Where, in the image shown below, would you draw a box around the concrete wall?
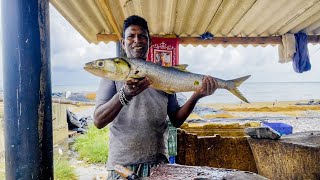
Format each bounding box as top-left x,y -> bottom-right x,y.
248,131 -> 320,180
177,129 -> 258,173
52,103 -> 69,145
0,103 -> 69,162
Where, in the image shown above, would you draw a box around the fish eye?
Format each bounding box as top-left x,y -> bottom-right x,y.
97,61 -> 104,67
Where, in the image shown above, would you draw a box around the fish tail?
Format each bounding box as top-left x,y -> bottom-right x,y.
228,75 -> 251,103
232,75 -> 251,87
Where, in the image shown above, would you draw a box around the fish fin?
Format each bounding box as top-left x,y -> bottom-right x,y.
227,75 -> 251,103
232,75 -> 251,87
171,64 -> 189,72
228,88 -> 250,103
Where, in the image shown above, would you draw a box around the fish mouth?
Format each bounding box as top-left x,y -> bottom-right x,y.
83,63 -> 97,75
83,63 -> 93,71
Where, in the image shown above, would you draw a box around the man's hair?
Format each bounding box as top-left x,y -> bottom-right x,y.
123,15 -> 150,38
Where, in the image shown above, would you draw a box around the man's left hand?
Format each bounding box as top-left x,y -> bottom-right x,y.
194,76 -> 218,99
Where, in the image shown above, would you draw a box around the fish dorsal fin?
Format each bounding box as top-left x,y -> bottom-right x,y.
171,64 -> 189,72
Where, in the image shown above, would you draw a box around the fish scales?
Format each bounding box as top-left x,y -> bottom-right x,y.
129,58 -> 205,92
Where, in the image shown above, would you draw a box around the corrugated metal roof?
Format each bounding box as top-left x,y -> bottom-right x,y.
50,0 -> 320,44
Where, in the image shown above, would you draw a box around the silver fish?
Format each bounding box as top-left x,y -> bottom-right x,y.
84,57 -> 251,103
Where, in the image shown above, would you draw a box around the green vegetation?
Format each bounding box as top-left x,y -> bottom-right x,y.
74,125 -> 109,163
54,154 -> 77,180
0,155 -> 77,180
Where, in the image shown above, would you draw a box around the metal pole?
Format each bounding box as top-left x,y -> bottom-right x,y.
1,0 -> 53,179
116,41 -> 124,57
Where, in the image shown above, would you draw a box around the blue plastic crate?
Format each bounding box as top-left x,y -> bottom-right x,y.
262,122 -> 293,135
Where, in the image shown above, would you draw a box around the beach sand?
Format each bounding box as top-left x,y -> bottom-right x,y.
201,99 -> 320,133
66,99 -> 320,133
0,99 -> 319,179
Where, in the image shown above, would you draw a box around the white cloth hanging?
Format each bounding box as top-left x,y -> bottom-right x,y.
278,33 -> 296,63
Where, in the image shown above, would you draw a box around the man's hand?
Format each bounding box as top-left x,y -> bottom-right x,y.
193,76 -> 218,99
123,77 -> 151,100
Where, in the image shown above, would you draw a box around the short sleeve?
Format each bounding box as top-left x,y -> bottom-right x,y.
167,93 -> 181,113
95,78 -> 117,108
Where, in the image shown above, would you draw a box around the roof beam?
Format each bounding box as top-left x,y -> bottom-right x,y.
179,35 -> 320,45
97,34 -> 320,44
97,0 -> 122,41
97,33 -> 120,42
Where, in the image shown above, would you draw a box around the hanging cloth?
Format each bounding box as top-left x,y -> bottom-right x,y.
278,33 -> 296,63
292,33 -> 311,73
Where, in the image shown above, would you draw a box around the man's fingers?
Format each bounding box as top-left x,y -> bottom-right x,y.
135,77 -> 148,87
208,76 -> 215,94
124,77 -> 151,97
126,80 -> 134,85
126,78 -> 141,85
206,77 -> 211,95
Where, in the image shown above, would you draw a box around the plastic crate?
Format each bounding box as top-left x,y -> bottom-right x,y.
262,122 -> 293,135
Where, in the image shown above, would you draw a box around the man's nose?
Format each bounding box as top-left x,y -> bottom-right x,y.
133,35 -> 142,43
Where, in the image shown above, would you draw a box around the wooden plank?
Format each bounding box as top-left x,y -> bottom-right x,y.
180,36 -> 282,45
96,33 -> 120,42
97,0 -> 122,41
180,35 -> 320,45
96,34 -> 320,45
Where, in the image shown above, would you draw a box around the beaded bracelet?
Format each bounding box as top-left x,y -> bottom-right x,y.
118,87 -> 130,105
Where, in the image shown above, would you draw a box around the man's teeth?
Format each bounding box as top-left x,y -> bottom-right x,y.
134,47 -> 143,50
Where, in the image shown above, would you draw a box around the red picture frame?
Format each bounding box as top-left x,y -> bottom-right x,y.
148,37 -> 179,66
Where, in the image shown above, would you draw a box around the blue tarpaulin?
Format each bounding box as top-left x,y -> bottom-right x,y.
293,33 -> 311,73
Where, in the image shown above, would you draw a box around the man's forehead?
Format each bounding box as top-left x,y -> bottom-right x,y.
124,25 -> 147,34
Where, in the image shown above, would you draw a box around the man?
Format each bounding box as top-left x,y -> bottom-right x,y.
94,15 -> 218,179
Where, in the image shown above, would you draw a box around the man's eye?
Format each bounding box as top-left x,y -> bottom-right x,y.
140,35 -> 147,39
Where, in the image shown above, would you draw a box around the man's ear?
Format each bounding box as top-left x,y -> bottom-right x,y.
121,38 -> 125,49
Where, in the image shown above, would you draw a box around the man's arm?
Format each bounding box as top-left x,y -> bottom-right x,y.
94,78 -> 151,129
94,92 -> 125,129
168,76 -> 218,128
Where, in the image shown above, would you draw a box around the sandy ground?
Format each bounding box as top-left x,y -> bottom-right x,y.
65,99 -> 320,179
1,99 -> 319,179
68,99 -> 320,135
203,99 -> 320,133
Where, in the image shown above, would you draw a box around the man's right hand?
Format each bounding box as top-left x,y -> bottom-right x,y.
123,77 -> 152,99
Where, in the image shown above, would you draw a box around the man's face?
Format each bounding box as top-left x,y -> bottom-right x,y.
121,25 -> 150,59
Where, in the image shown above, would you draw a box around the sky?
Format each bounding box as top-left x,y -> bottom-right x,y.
0,4 -> 320,91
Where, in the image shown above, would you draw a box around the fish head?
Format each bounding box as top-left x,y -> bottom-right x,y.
84,58 -> 130,81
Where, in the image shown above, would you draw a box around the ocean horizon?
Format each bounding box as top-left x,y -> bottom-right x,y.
1,82 -> 320,104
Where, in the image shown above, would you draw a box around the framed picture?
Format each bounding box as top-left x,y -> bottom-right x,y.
148,37 -> 179,66
154,50 -> 172,66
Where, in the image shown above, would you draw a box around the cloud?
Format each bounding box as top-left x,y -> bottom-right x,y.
180,44 -> 320,82
49,5 -> 116,86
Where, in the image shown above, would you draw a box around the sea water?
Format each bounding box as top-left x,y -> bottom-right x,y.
181,82 -> 320,104
1,82 -> 320,104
